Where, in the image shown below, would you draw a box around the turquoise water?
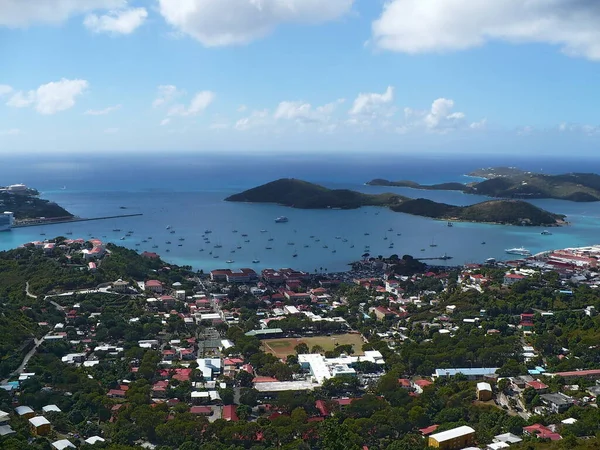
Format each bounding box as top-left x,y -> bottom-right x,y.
0,153 -> 599,272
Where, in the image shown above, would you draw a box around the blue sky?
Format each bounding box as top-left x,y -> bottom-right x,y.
1,0 -> 600,154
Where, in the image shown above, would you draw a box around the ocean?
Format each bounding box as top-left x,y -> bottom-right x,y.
1,152 -> 600,273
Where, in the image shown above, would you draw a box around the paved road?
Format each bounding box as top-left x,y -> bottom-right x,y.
25,281 -> 37,299
1,333 -> 50,384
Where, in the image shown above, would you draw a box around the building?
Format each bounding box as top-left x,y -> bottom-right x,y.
15,406 -> 35,419
298,351 -> 385,384
222,405 -> 239,421
433,368 -> 498,380
428,425 -> 476,449
52,439 -> 76,450
476,382 -> 493,401
540,393 -> 575,414
503,273 -> 526,285
29,416 -> 51,435
523,424 -> 562,441
145,280 -> 163,293
112,280 -> 130,293
210,268 -> 258,283
0,211 -> 14,232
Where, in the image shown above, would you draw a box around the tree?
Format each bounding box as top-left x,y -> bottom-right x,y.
235,370 -> 254,388
320,419 -> 361,450
294,342 -> 309,355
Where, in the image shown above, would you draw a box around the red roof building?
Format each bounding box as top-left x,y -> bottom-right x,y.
419,425 -> 439,436
523,424 -> 562,441
222,405 -> 239,422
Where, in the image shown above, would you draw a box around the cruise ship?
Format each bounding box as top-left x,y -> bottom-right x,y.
505,247 -> 531,256
0,211 -> 14,232
275,216 -> 289,223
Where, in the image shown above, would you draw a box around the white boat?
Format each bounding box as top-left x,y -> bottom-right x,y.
541,230 -> 552,235
166,225 -> 171,229
252,259 -> 260,263
226,260 -> 234,264
275,216 -> 289,223
505,247 -> 531,256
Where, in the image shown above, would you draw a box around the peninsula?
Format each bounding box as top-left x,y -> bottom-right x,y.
367,168 -> 600,202
0,184 -> 72,220
226,179 -> 565,226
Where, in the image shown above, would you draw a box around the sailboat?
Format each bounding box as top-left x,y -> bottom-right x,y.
292,249 -> 298,258
430,238 -> 437,248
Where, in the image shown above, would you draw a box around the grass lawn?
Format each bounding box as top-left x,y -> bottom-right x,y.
261,333 -> 366,359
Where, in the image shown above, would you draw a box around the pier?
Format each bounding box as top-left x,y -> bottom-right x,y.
12,213 -> 143,228
416,255 -> 454,261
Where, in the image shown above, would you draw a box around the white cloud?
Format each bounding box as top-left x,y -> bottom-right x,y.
209,122 -> 229,130
158,0 -> 354,47
399,97 -> 480,134
349,86 -> 394,115
517,125 -> 534,135
237,104 -> 248,113
558,122 -> 599,135
0,0 -> 123,27
160,118 -> 171,126
6,91 -> 35,108
167,90 -> 216,117
0,128 -> 20,136
84,6 -> 147,34
235,109 -> 270,131
372,0 -> 600,61
274,99 -> 344,125
104,127 -> 119,134
424,98 -> 465,131
152,85 -> 182,108
0,85 -> 13,97
6,78 -> 88,114
84,104 -> 121,115
470,118 -> 487,130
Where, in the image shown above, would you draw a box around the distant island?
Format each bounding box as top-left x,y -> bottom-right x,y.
226,179 -> 566,226
367,168 -> 600,202
0,184 -> 72,220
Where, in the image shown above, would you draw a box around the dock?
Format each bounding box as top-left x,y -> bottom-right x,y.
12,213 -> 143,228
416,255 -> 454,261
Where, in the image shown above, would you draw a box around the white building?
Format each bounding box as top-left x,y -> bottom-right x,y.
298,351 -> 385,384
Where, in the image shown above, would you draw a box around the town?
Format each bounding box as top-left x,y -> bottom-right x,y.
1,236 -> 600,450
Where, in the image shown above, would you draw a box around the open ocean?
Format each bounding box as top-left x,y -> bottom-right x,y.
1,152 -> 600,272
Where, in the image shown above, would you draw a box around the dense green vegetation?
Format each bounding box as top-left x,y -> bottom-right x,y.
367,179 -> 467,191
227,179 -> 564,226
225,178 -> 407,209
391,198 -> 564,226
0,190 -> 72,219
368,170 -> 600,202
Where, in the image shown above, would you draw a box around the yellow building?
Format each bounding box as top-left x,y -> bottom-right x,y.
29,416 -> 51,436
477,382 -> 493,401
428,425 -> 476,450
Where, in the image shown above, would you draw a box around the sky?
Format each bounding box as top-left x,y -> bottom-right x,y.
1,0 -> 600,155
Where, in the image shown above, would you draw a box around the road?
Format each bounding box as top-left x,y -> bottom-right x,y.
1,333 -> 50,385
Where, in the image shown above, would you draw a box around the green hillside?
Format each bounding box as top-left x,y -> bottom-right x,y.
226,179 -> 565,226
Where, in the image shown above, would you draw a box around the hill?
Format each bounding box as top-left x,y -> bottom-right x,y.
226,179 -> 565,226
367,171 -> 600,202
225,178 -> 407,209
391,199 -> 565,226
367,179 -> 468,191
0,190 -> 72,219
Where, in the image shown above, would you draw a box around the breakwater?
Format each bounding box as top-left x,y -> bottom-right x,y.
13,214 -> 143,228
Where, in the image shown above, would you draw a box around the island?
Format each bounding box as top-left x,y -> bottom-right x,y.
226,178 -> 566,226
367,169 -> 600,202
0,184 -> 72,220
